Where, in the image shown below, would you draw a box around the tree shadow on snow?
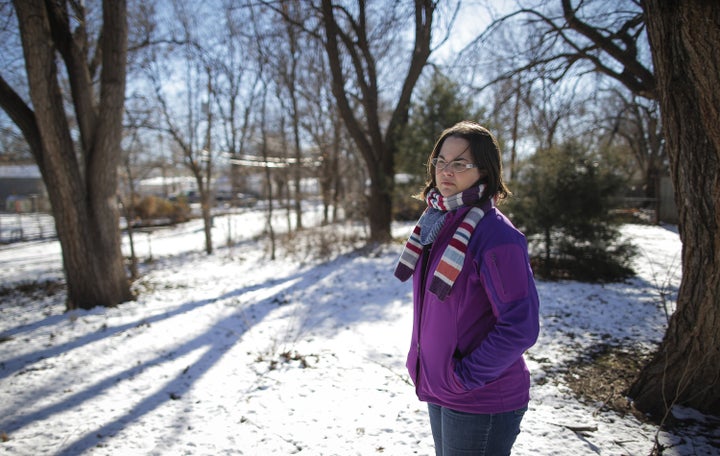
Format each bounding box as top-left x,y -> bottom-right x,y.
0,246 -> 409,454
274,246 -> 412,340
0,281 -> 270,451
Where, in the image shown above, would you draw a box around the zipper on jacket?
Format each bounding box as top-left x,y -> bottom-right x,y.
489,252 -> 506,298
415,244 -> 431,389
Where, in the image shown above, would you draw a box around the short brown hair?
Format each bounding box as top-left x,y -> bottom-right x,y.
420,120 -> 510,202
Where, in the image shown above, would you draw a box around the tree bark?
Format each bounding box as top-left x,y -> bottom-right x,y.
628,0 -> 720,417
4,0 -> 132,310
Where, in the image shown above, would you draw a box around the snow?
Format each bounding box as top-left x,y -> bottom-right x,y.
1,207 -> 718,455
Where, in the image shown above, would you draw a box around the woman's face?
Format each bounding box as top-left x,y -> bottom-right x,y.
435,136 -> 482,197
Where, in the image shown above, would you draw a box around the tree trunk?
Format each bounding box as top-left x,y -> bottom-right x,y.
366,161 -> 393,243
319,0 -> 433,243
629,0 -> 720,418
6,0 -> 132,310
260,88 -> 276,260
201,190 -> 213,255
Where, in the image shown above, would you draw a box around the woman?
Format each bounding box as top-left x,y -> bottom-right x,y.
395,121 -> 540,455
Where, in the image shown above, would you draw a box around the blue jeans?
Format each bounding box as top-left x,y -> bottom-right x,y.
427,403 -> 526,455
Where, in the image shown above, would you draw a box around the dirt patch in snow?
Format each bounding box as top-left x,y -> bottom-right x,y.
564,344 -> 720,453
564,344 -> 652,419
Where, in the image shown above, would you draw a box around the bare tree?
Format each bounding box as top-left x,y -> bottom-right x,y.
526,77 -> 585,152
143,2 -> 217,254
0,122 -> 31,161
319,0 -> 437,242
504,77 -> 525,181
0,0 -> 132,309
258,80 -> 277,260
118,123 -> 145,280
297,43 -> 345,225
602,89 -> 665,203
212,4 -> 261,209
274,1 -> 307,230
119,96 -> 174,276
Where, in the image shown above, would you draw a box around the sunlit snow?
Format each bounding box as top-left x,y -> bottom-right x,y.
1,207 -> 718,455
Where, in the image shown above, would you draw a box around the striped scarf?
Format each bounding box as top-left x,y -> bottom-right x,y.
394,185 -> 487,300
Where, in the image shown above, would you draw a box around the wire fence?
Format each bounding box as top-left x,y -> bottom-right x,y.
0,212 -> 57,244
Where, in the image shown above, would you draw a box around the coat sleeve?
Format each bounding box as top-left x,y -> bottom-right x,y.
454,240 -> 540,389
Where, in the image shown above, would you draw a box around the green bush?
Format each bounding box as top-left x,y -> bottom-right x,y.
508,141 -> 636,282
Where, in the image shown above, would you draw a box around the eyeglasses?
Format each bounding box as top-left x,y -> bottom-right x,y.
431,157 -> 477,173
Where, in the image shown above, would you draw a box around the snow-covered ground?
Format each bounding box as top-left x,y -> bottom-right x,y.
1,208 -> 718,455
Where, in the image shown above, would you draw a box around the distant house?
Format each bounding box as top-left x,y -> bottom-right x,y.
0,164 -> 49,212
135,175 -> 197,199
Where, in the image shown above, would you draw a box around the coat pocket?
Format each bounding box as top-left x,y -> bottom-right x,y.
484,244 -> 529,304
443,359 -> 467,394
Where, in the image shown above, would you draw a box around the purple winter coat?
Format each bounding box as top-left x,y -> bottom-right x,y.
406,201 -> 540,414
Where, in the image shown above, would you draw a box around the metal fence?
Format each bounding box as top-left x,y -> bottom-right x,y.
0,212 -> 57,244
